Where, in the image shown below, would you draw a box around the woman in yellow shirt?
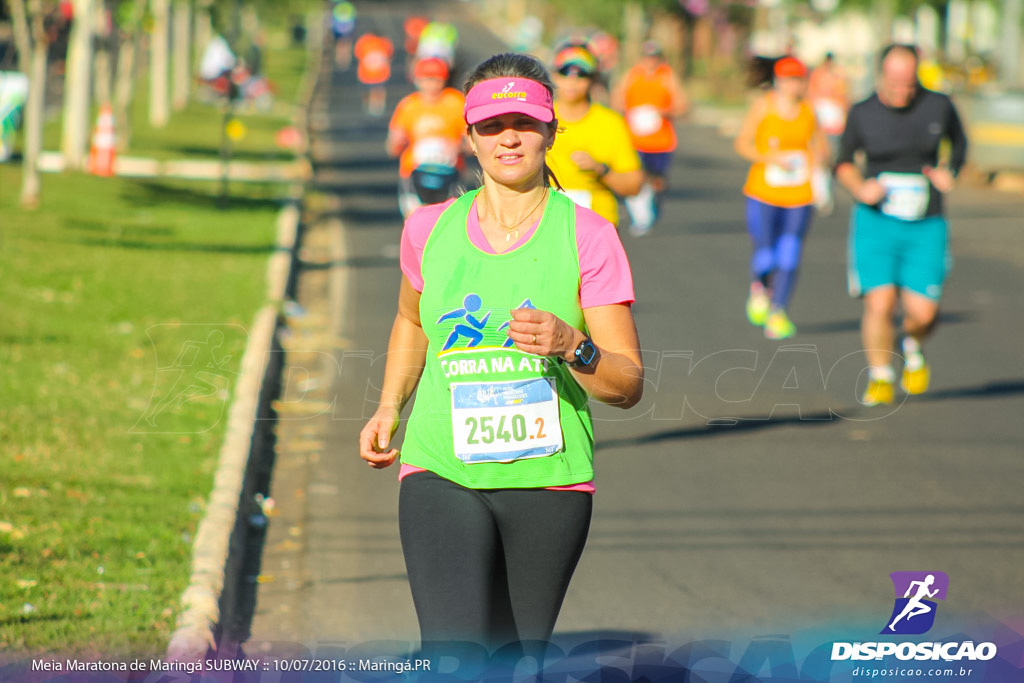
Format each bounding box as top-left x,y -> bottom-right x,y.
734,57 -> 828,339
545,42 -> 644,227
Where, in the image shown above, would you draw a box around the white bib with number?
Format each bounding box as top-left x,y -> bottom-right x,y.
813,99 -> 847,135
365,51 -> 389,70
764,152 -> 810,188
412,137 -> 459,169
627,105 -> 663,137
451,377 -> 563,464
878,172 -> 930,221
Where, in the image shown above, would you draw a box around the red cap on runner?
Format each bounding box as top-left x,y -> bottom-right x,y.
774,56 -> 808,79
414,57 -> 449,80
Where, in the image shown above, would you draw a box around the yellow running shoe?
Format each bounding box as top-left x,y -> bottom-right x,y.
901,363 -> 930,395
764,310 -> 796,339
746,290 -> 770,327
862,379 -> 895,406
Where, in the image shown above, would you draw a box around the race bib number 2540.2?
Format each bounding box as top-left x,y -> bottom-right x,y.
451,378 -> 563,464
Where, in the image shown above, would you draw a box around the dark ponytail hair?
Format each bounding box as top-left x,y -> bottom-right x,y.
463,52 -> 556,98
464,53 -> 563,190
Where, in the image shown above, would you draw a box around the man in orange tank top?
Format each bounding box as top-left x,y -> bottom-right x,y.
612,41 -> 689,236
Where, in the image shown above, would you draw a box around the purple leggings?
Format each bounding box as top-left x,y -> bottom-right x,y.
745,197 -> 814,309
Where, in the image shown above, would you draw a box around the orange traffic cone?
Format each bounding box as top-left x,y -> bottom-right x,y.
87,105 -> 116,177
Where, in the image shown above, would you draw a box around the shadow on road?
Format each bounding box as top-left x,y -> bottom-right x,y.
596,410 -> 842,450
300,255 -> 399,270
778,310 -> 978,336
917,378 -> 1024,402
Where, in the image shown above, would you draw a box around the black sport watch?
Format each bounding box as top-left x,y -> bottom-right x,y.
567,338 -> 597,368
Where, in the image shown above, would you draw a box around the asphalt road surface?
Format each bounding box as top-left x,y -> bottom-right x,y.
245,3 -> 1024,677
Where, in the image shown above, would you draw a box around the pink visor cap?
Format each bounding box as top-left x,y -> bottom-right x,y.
464,78 -> 554,125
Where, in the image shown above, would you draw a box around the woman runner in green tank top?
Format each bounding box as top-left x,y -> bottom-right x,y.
358,53 -> 644,667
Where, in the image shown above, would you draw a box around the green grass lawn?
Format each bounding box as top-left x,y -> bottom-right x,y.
0,27 -> 308,660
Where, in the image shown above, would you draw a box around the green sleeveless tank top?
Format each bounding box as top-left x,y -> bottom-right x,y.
400,188 -> 595,489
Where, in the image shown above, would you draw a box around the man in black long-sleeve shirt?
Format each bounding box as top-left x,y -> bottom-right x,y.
835,44 -> 968,406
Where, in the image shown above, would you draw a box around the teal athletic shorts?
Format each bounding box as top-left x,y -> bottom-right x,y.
847,204 -> 951,300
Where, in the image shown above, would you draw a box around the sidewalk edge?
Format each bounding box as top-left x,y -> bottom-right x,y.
163,10 -> 324,662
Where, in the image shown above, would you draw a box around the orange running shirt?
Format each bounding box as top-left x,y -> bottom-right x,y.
388,88 -> 467,177
620,63 -> 680,153
807,66 -> 850,136
742,98 -> 817,207
354,34 -> 393,85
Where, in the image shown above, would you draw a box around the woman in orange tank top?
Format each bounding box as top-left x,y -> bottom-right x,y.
612,41 -> 689,236
733,57 -> 828,340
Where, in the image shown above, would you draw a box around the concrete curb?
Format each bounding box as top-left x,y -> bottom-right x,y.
36,151 -> 311,182
165,304 -> 279,661
267,203 -> 300,304
164,12 -> 324,662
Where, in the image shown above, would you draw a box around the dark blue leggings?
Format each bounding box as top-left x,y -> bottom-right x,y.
745,197 -> 814,309
398,470 -> 592,658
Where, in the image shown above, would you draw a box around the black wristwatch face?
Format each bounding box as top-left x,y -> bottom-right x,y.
573,339 -> 597,366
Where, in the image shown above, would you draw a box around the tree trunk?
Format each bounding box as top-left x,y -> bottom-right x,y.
622,1 -> 646,69
21,3 -> 48,208
61,0 -> 96,170
62,0 -> 96,171
193,1 -> 213,74
93,0 -> 113,106
149,0 -> 172,129
172,0 -> 192,111
113,31 -> 138,151
113,1 -> 145,152
8,0 -> 33,75
1001,0 -> 1022,87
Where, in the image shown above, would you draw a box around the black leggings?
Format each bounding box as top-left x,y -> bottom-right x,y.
398,470 -> 592,655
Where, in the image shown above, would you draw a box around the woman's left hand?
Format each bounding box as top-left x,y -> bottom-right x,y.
506,307 -> 581,361
923,165 -> 956,194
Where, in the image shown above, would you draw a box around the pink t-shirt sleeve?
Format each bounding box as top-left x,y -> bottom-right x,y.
400,199 -> 458,291
574,205 -> 635,308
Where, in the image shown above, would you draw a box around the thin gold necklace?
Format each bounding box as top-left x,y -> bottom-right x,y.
482,189 -> 547,243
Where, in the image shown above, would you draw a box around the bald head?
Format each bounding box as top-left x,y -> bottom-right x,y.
878,45 -> 919,108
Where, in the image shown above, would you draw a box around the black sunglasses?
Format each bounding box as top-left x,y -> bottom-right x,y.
556,65 -> 594,78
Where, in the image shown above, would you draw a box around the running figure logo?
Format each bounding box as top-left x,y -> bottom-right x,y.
438,294 -> 492,350
437,295 -> 536,350
133,324 -> 243,433
497,298 -> 535,348
881,571 -> 949,635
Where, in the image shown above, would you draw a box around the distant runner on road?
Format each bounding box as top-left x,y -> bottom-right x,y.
835,44 -> 968,406
354,32 -> 394,117
734,56 -> 827,340
546,41 -> 643,228
386,57 -> 467,218
330,1 -> 357,70
612,40 -> 689,236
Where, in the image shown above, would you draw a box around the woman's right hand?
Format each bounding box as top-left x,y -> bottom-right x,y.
855,178 -> 888,205
359,407 -> 401,469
